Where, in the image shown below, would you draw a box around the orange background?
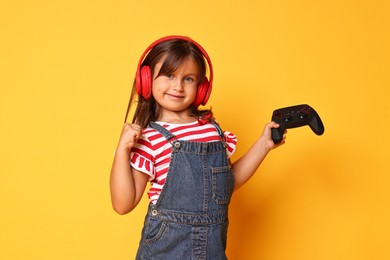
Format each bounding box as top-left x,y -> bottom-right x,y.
1,0 -> 389,259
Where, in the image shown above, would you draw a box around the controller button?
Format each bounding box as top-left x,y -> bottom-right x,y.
274,111 -> 283,118
301,106 -> 311,113
298,112 -> 307,119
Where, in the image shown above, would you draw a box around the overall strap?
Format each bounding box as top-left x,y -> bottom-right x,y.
210,120 -> 226,141
149,121 -> 176,141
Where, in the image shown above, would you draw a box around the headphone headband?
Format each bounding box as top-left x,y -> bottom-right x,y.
137,35 -> 213,87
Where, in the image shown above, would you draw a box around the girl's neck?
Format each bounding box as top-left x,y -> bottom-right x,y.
157,110 -> 196,124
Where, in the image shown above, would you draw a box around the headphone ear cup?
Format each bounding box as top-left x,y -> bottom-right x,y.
193,77 -> 210,107
139,66 -> 152,99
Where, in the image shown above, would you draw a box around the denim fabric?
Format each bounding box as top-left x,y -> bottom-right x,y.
136,121 -> 234,260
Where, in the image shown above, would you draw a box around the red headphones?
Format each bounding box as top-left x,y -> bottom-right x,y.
135,35 -> 213,107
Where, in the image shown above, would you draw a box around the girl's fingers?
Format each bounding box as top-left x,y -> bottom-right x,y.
118,124 -> 142,150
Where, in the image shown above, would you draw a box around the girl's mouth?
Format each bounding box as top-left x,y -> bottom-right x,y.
166,93 -> 184,99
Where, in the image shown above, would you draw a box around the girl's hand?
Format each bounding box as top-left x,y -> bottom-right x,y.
260,121 -> 287,150
116,123 -> 142,152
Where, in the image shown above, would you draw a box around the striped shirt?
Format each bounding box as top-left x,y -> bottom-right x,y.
130,120 -> 237,204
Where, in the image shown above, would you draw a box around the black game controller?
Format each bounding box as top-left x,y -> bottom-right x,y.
271,104 -> 325,144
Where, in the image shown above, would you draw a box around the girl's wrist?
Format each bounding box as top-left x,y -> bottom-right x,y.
115,145 -> 131,156
257,136 -> 272,153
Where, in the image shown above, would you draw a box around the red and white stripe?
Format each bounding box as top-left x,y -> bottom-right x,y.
130,120 -> 237,204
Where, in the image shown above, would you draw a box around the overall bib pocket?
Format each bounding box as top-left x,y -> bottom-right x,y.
211,166 -> 234,204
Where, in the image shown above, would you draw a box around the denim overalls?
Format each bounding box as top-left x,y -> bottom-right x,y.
136,121 -> 235,260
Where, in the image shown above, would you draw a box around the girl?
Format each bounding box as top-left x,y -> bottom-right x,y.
110,36 -> 286,259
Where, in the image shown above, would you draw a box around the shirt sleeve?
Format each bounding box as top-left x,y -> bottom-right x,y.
224,130 -> 237,158
129,135 -> 155,180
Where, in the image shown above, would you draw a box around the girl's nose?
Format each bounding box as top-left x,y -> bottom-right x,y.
173,79 -> 184,91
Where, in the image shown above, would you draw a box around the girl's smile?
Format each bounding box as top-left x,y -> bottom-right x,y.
166,93 -> 185,100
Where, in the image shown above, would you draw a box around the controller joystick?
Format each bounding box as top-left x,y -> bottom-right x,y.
271,104 -> 325,144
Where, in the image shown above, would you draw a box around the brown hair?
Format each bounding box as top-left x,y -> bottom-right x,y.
128,38 -> 213,128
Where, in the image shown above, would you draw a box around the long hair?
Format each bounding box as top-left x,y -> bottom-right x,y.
129,38 -> 213,129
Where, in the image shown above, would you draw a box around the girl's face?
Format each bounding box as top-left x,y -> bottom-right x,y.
152,58 -> 199,120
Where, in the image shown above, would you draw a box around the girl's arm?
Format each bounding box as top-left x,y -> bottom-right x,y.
232,121 -> 286,191
110,124 -> 149,215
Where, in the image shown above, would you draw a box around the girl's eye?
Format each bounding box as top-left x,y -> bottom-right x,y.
184,77 -> 195,83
